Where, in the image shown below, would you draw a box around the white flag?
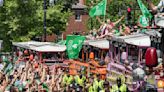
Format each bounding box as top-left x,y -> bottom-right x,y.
0,0 -> 3,6
49,0 -> 54,6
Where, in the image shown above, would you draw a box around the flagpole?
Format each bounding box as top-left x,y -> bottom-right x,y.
103,0 -> 107,23
103,14 -> 106,23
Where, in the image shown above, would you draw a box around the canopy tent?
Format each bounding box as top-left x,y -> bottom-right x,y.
13,41 -> 66,52
155,15 -> 164,27
109,33 -> 151,47
145,30 -> 162,38
88,39 -> 109,49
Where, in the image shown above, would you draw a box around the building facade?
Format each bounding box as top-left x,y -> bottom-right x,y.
39,0 -> 88,41
63,0 -> 89,39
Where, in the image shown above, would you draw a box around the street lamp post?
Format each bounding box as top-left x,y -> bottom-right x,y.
43,0 -> 47,42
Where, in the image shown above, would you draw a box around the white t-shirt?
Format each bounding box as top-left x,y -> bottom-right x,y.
101,24 -> 109,35
0,64 -> 4,70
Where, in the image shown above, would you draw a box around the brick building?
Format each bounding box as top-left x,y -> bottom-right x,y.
63,0 -> 89,39
39,0 -> 89,41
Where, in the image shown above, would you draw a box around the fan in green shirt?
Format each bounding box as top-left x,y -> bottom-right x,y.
74,74 -> 86,87
62,74 -> 73,86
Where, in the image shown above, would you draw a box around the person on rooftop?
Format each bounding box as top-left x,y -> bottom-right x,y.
147,0 -> 164,14
96,16 -> 125,39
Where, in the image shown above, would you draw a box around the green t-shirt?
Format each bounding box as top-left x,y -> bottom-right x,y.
62,74 -> 73,85
88,85 -> 94,92
115,30 -> 121,36
42,83 -> 49,92
93,79 -> 104,91
5,85 -> 11,91
111,84 -> 127,92
74,75 -> 86,86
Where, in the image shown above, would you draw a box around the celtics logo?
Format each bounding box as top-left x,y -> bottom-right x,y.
72,44 -> 78,49
140,15 -> 149,27
66,35 -> 86,59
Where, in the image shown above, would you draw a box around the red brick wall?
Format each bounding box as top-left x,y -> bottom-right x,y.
63,14 -> 89,39
79,0 -> 85,4
41,34 -> 57,42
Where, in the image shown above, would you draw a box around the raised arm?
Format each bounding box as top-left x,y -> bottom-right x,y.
114,15 -> 125,25
10,72 -> 21,85
146,0 -> 158,11
29,73 -> 34,85
1,75 -> 9,92
51,68 -> 55,84
41,68 -> 46,82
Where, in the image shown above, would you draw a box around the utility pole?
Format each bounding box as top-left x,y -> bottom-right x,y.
43,0 -> 47,42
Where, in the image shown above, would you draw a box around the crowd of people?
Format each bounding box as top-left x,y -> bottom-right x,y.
86,0 -> 164,40
0,52 -> 131,92
0,47 -> 162,92
0,54 -> 64,92
0,0 -> 163,92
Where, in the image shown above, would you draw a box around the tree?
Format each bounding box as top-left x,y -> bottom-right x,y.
0,0 -> 74,51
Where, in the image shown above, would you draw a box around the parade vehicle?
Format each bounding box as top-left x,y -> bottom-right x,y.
86,40 -> 109,79
12,41 -> 69,70
144,31 -> 164,91
150,9 -> 164,91
107,33 -> 151,92
146,21 -> 164,91
68,40 -> 108,78
155,14 -> 164,28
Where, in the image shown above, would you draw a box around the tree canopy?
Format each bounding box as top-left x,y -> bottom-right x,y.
0,0 -> 75,51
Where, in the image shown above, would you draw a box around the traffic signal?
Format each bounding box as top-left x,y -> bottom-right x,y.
127,7 -> 132,21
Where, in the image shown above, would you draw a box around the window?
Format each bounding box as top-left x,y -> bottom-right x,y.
75,14 -> 81,21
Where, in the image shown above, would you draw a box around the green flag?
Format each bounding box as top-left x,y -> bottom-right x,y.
66,35 -> 86,59
139,15 -> 149,33
57,40 -> 66,45
139,15 -> 149,27
89,0 -> 107,17
4,63 -> 13,74
137,0 -> 152,19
